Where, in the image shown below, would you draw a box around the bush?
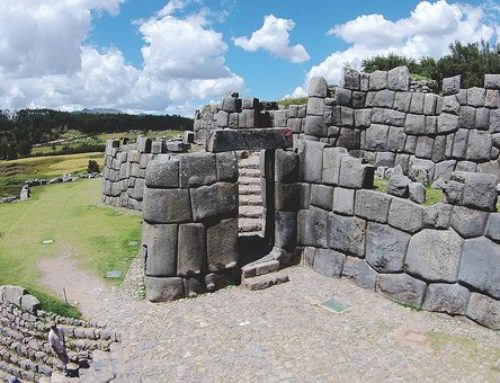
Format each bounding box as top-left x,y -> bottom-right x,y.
87,159 -> 99,173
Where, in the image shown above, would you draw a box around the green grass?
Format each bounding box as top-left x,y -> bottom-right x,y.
0,152 -> 104,197
0,179 -> 142,317
373,177 -> 444,206
278,97 -> 308,108
410,73 -> 433,82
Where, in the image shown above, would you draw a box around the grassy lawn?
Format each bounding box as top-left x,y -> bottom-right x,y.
0,179 -> 142,316
374,177 -> 444,206
0,152 -> 104,197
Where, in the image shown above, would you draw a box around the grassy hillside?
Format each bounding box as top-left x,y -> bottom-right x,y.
0,179 -> 142,316
0,152 -> 104,197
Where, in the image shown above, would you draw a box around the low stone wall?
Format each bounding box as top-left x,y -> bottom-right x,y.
141,152 -> 240,302
0,285 -> 119,382
282,141 -> 499,329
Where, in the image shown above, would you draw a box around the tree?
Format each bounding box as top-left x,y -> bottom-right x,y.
87,160 -> 99,174
362,53 -> 418,73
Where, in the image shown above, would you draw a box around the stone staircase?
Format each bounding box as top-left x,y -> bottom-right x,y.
238,152 -> 264,236
241,249 -> 290,291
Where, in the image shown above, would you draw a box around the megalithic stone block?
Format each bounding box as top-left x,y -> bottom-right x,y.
179,152 -> 217,188
177,223 -> 206,276
145,276 -> 185,302
145,159 -> 179,188
205,128 -> 293,153
143,187 -> 191,223
142,222 -> 178,277
190,182 -> 239,221
207,218 -> 238,272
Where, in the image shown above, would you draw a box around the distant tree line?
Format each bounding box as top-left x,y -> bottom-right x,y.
0,109 -> 193,160
361,41 -> 500,89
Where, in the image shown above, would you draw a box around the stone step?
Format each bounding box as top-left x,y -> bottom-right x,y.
239,168 -> 261,177
239,185 -> 262,195
239,159 -> 260,169
241,259 -> 279,279
238,218 -> 263,233
239,206 -> 262,219
238,176 -> 261,186
239,194 -> 263,206
242,273 -> 289,291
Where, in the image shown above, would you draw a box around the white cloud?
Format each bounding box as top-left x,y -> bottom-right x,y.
234,14 -> 310,63
0,0 -> 244,115
297,0 -> 498,92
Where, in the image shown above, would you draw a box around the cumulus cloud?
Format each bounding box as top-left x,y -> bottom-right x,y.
293,0 -> 497,95
234,14 -> 310,63
0,0 -> 243,115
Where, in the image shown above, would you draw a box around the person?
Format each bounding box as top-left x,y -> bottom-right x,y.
48,322 -> 69,375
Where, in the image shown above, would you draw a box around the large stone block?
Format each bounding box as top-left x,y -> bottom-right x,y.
422,283 -> 470,315
475,107 -> 490,130
466,130 -> 492,161
239,109 -> 257,128
179,152 -> 217,188
466,293 -> 500,330
387,66 -> 409,91
308,76 -> 328,97
458,237 -> 500,299
206,218 -> 238,272
366,222 -> 410,272
142,222 -> 178,277
20,294 -> 41,314
369,70 -> 388,90
450,171 -> 498,211
452,129 -> 469,159
373,89 -> 395,108
333,187 -> 355,215
451,206 -> 488,238
437,113 -> 459,134
298,140 -> 327,183
376,274 -> 427,308
310,184 -> 334,210
1,285 -> 27,306
484,74 -> 500,90
388,197 -> 425,233
423,203 -> 452,229
404,114 -> 426,135
423,93 -> 438,115
145,276 -> 185,302
354,109 -> 372,128
323,105 -> 340,125
387,127 -> 406,152
222,96 -> 241,113
394,92 -> 411,112
490,108 -> 500,133
458,105 -> 475,129
442,95 -> 460,114
341,257 -> 377,289
341,67 -> 360,90
312,248 -> 346,277
409,93 -> 425,114
297,207 -> 330,248
329,214 -> 366,257
307,97 -> 324,116
415,136 -> 434,159
467,87 -> 486,107
338,156 -> 375,189
485,213 -> 500,243
405,229 -> 463,282
216,152 -> 238,182
365,124 -> 389,150
275,211 -> 297,251
145,159 -> 179,188
355,190 -> 392,223
143,187 -> 191,223
190,182 -> 238,221
276,183 -> 307,211
304,115 -> 327,136
442,75 -> 461,95
275,150 -> 299,183
485,89 -> 499,108
206,128 -> 292,152
177,223 -> 206,276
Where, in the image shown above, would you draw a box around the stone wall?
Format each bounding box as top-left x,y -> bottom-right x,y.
0,285 -> 119,382
276,141 -> 499,329
141,152 -> 240,302
194,69 -> 500,184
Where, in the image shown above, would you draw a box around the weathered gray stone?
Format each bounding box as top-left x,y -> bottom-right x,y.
352,91 -> 366,108
442,75 -> 461,95
366,222 -> 410,272
409,93 -> 425,114
475,107 -> 490,130
485,89 -> 500,108
409,157 -> 435,182
422,283 -> 470,315
297,207 -> 330,248
276,183 -> 308,211
404,135 -> 417,153
286,117 -> 302,133
306,97 -> 324,116
341,257 -> 377,289
338,156 -> 375,189
145,276 -> 185,302
373,89 -> 395,108
423,93 -> 438,115
239,109 -> 257,128
143,187 -> 191,223
442,95 -> 460,114
459,237 -> 500,299
388,197 -> 425,233
437,113 -> 459,133
405,229 -> 463,282
492,133 -> 500,148
303,247 -> 315,268
369,71 -> 388,90
386,175 -> 410,198
455,160 -> 477,172
365,124 -> 389,150
215,110 -> 229,128
222,97 -> 241,113
466,293 -> 500,330
241,97 -> 258,109
304,115 -> 327,136
179,152 -> 216,188
142,222 -> 178,277
206,218 -> 238,272
341,67 -> 360,89
298,140 -> 327,183
206,128 -> 292,152
275,149 -> 299,183
308,76 -> 328,97
333,187 -> 355,215
310,184 -> 334,210
452,129 -> 469,159
340,106 -> 354,127
434,160 -> 456,182
484,74 -> 500,90
216,151 -> 238,182
329,214 -> 366,257
458,105 -> 475,129
404,114 -> 426,135
371,108 -> 405,127
337,128 -> 359,149
409,182 -> 426,204
275,211 -> 297,251
462,172 -> 498,211
425,116 -> 437,135
145,159 -> 179,188
466,130 -> 492,161
467,87 -> 486,107
177,223 -> 205,276
190,182 -> 238,221
335,88 -> 352,107
485,213 -> 500,242
312,248 -> 345,278
415,136 -> 434,159
355,190 -> 392,223
387,66 -> 409,90
376,274 -> 427,308
2,285 -> 26,306
394,92 -> 411,112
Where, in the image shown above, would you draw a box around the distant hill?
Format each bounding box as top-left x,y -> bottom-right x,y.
78,108 -> 124,115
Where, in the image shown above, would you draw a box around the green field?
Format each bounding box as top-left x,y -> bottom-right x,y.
0,152 -> 104,197
0,179 -> 142,316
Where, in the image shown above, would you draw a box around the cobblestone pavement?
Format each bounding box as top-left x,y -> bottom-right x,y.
87,262 -> 499,383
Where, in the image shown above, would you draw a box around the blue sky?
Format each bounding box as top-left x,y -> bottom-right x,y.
0,0 -> 498,115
